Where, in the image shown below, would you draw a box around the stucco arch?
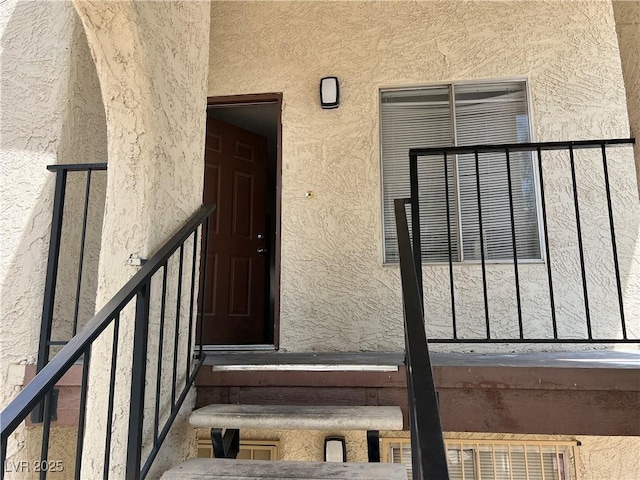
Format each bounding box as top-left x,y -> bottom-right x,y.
70,2 -> 211,477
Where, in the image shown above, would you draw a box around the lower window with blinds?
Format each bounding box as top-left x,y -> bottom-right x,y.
382,438 -> 578,480
197,438 -> 279,461
380,80 -> 542,263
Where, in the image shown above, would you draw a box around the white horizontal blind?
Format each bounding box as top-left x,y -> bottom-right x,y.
387,440 -> 570,480
455,83 -> 540,261
447,447 -> 477,479
381,87 -> 456,262
389,443 -> 413,478
380,81 -> 541,263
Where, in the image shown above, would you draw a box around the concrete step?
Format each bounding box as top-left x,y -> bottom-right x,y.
203,352 -> 404,372
161,458 -> 407,480
189,404 -> 404,431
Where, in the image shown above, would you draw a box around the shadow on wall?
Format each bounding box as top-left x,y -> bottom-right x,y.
0,0 -> 108,404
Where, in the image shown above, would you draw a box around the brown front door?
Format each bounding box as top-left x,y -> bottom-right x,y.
201,117 -> 268,344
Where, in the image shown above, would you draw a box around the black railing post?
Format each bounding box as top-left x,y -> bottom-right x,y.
153,265 -> 168,445
72,171 -> 93,336
409,153 -> 423,302
35,169 -> 68,410
505,149 -> 524,339
171,245 -> 185,409
443,153 -> 457,339
74,347 -> 91,480
474,151 -> 490,339
104,315 -> 120,480
126,281 -> 151,480
601,144 -> 627,339
395,198 -> 449,480
187,232 -> 198,378
1,437 -> 6,480
536,147 -> 558,339
198,216 -> 211,355
568,147 -> 592,338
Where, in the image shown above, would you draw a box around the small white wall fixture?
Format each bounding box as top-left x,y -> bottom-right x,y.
320,77 -> 339,109
324,436 -> 347,462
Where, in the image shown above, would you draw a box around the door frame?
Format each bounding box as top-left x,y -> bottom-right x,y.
206,93 -> 283,349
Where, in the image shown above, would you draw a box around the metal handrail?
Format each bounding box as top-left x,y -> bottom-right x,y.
395,198 -> 449,480
409,137 -> 635,156
1,203 -> 216,479
407,138 -> 637,343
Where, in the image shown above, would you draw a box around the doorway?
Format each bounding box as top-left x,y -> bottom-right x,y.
201,94 -> 282,348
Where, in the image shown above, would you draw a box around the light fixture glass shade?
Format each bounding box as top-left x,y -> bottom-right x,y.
320,77 -> 339,109
324,436 -> 346,462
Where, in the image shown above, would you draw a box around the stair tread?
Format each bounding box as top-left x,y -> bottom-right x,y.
189,404 -> 404,430
161,458 -> 407,480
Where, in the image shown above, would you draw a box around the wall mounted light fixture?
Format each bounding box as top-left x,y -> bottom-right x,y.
324,436 -> 346,462
320,77 -> 339,109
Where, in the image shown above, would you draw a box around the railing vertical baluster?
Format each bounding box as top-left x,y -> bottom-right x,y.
443,153 -> 457,338
474,151 -> 490,339
39,390 -> 53,480
104,315 -> 120,480
601,144 -> 627,339
568,147 -> 592,339
74,347 -> 91,480
1,437 -> 6,480
187,232 -> 198,378
34,169 -> 68,421
505,149 -> 523,339
409,153 -> 423,302
154,265 -> 168,444
198,219 -> 210,355
72,170 -> 93,336
172,246 -> 184,408
536,148 -> 558,339
126,282 -> 151,480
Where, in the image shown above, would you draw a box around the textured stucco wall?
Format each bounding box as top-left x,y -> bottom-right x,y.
50,10 -> 107,354
0,0 -> 106,407
614,1 -> 640,197
192,429 -> 639,480
1,1 -> 107,475
72,1 -> 211,478
6,427 -> 78,480
209,1 -> 640,353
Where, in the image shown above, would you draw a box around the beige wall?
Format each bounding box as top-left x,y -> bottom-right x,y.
0,0 -> 106,408
209,1 -> 640,353
0,1 -> 107,475
614,1 -> 640,197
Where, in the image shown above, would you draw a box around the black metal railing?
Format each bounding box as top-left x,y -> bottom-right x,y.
395,198 -> 449,480
1,204 -> 215,480
407,138 -> 637,343
36,164 -> 108,386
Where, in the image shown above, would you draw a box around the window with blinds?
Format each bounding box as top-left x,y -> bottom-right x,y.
197,438 -> 279,461
383,439 -> 576,480
381,81 -> 541,263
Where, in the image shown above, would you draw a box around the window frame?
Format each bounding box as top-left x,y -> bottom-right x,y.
381,437 -> 579,480
378,78 -> 545,266
196,438 -> 280,461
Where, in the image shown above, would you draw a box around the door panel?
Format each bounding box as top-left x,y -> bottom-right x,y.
201,118 -> 268,344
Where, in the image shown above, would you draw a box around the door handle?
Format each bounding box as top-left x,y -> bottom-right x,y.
257,248 -> 267,255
